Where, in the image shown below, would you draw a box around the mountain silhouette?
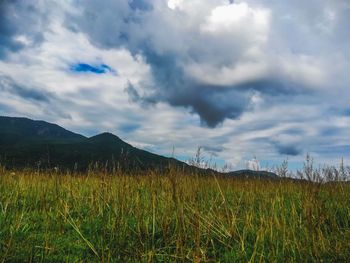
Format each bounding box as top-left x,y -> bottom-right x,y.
0,116 -> 278,178
0,116 -> 187,171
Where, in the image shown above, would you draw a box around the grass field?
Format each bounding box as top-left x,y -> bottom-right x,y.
0,169 -> 349,262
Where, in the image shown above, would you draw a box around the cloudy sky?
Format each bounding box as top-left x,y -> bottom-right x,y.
1,0 -> 350,170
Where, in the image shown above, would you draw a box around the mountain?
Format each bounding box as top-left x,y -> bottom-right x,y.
0,116 -> 187,171
0,116 -> 278,178
228,170 -> 278,179
0,116 -> 84,143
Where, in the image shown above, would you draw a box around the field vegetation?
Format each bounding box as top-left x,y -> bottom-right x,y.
0,159 -> 349,262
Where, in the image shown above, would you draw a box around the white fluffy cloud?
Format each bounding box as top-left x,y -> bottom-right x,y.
201,2 -> 270,36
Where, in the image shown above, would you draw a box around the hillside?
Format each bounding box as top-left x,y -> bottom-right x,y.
0,116 -> 84,143
0,116 -> 277,178
228,170 -> 278,179
0,116 -> 188,171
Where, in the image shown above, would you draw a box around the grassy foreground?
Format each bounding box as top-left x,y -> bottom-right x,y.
0,170 -> 349,262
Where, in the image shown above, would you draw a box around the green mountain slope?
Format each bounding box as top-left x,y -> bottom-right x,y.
0,116 -> 278,178
0,116 -> 84,142
0,116 -> 186,171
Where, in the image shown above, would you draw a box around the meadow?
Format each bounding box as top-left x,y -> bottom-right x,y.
0,168 -> 349,262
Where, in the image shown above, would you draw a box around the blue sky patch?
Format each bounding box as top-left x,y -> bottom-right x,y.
70,63 -> 114,74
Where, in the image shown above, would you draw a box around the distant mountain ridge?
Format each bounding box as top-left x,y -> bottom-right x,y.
0,116 -> 84,140
0,116 -> 278,178
0,116 -> 184,171
228,170 -> 278,179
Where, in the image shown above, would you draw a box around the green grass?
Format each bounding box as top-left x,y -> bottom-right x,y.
0,169 -> 349,262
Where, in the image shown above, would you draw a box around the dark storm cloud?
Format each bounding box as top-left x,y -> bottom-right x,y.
168,87 -> 251,127
65,0 -> 130,49
135,49 -> 313,127
234,79 -> 313,96
0,0 -> 48,58
63,0 -> 324,128
127,80 -> 251,127
273,142 -> 302,156
0,1 -> 23,57
126,48 -> 253,127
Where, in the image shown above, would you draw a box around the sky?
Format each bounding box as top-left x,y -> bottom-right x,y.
1,0 -> 350,170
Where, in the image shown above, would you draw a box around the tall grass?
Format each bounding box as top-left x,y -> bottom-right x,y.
0,167 -> 349,262
273,154 -> 350,183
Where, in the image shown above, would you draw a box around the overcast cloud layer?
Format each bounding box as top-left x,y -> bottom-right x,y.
1,0 -> 350,169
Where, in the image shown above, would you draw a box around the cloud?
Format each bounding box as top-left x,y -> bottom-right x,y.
246,157 -> 260,170
62,1 -> 272,126
129,0 -> 152,11
0,74 -> 52,102
0,72 -> 72,120
202,145 -> 226,157
200,2 -> 270,39
0,0 -> 50,59
64,0 -> 130,49
63,0 -> 342,128
273,142 -> 302,156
